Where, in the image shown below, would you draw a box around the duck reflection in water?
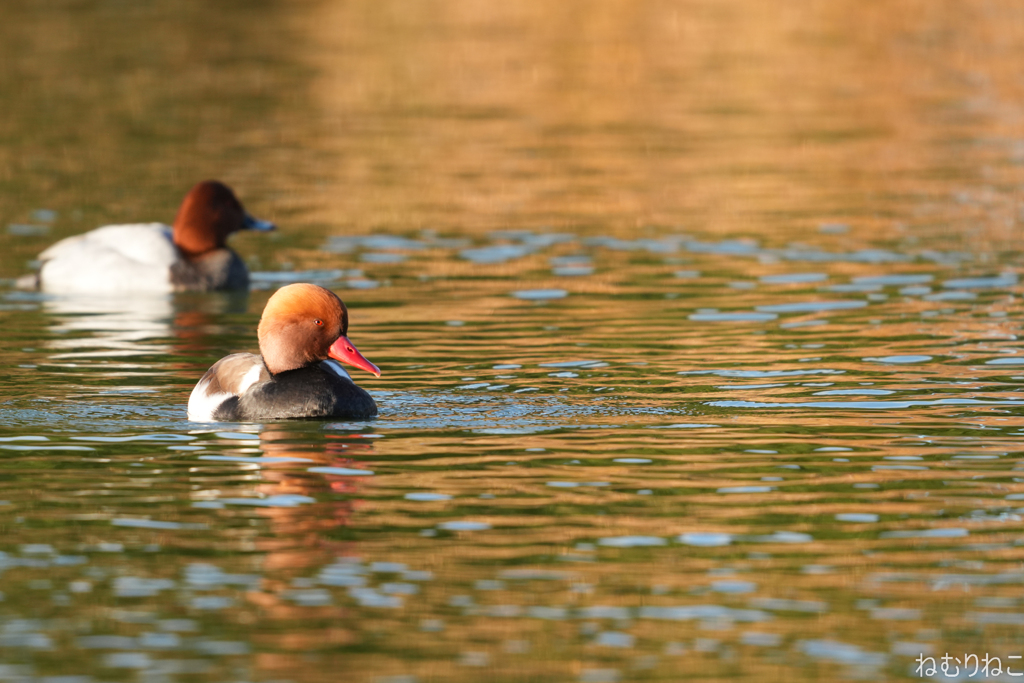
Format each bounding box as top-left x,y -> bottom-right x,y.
183,423 -> 376,657
40,291 -> 249,365
207,424 -> 376,574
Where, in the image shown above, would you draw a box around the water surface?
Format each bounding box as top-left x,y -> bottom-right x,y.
2,1 -> 1024,681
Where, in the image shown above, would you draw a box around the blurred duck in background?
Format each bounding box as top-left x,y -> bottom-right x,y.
19,180 -> 274,294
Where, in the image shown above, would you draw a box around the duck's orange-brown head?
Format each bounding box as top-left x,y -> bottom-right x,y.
172,180 -> 275,257
257,283 -> 380,377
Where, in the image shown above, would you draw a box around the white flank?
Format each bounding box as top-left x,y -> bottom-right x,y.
39,223 -> 177,294
187,378 -> 232,422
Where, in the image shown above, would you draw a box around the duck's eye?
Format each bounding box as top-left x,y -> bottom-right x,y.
313,319 -> 324,327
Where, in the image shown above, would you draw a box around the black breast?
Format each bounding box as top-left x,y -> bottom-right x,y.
232,363 -> 377,421
171,248 -> 249,291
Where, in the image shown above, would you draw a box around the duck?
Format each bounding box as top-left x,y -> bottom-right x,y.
25,180 -> 274,294
187,283 -> 380,422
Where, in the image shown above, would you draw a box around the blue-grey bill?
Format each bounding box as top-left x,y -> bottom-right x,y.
243,213 -> 276,231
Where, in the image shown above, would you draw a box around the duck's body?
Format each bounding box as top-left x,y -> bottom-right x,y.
189,354 -> 376,421
187,284 -> 380,422
37,223 -> 251,294
29,181 -> 273,294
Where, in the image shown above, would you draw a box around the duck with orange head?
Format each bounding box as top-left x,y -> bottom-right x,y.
187,284 -> 380,422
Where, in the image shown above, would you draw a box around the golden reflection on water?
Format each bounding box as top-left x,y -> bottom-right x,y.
302,0 -> 1024,243
3,1 -> 1024,682
2,0 -> 1023,275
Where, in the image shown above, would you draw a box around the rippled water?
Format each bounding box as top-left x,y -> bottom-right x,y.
4,1 -> 1024,682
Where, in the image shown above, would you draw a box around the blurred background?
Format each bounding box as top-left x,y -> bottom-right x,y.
2,2 -> 1024,682
4,0 -> 1023,269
